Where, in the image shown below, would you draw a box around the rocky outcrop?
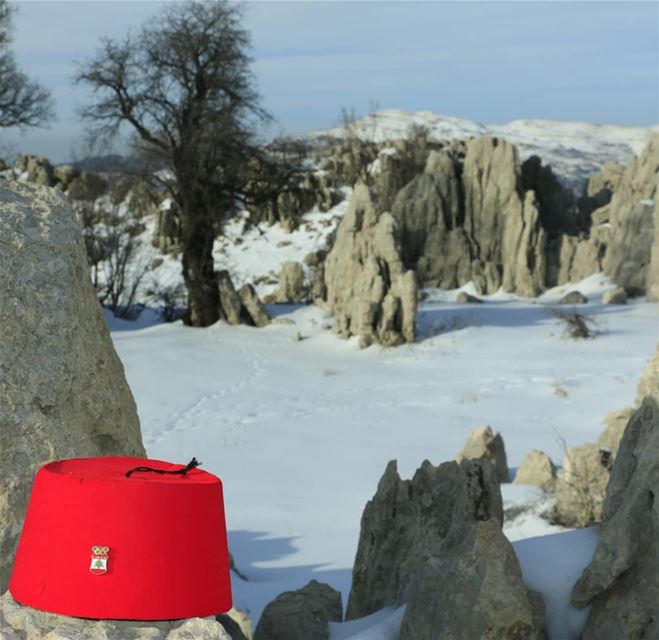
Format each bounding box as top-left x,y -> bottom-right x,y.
571,397 -> 659,640
399,518 -> 546,640
153,200 -> 181,254
346,459 -> 502,619
346,458 -> 544,638
455,425 -> 510,483
321,183 -> 417,347
602,134 -> 658,296
389,137 -> 548,296
217,271 -> 270,328
514,450 -> 556,490
0,591 -> 232,639
254,580 -> 342,640
0,181 -> 145,591
264,262 -> 308,304
13,155 -> 55,186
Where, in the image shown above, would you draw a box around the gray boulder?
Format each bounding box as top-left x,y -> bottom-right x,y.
399,518 -> 546,640
346,458 -> 503,619
13,155 -> 55,187
346,458 -> 544,638
239,284 -> 270,328
254,580 -> 342,640
321,183 -> 417,347
265,262 -> 308,304
217,270 -> 244,325
0,591 -> 231,639
602,287 -> 627,305
559,290 -> 588,305
514,450 -> 556,490
455,425 -> 510,483
571,398 -> 659,640
0,181 -> 145,591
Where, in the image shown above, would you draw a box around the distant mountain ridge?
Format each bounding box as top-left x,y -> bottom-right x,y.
306,109 -> 658,191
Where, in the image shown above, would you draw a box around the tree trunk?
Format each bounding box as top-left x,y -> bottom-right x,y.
181,203 -> 219,327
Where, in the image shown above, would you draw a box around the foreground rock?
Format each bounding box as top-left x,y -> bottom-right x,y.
514,450 -> 556,490
347,458 -> 544,638
0,591 -> 231,639
455,425 -> 510,483
0,181 -> 145,591
254,580 -> 342,640
571,397 -> 659,640
321,183 -> 417,347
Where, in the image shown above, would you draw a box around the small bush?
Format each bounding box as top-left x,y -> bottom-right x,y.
551,308 -> 598,339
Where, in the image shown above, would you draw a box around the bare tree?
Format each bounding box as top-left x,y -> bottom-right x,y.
0,0 -> 53,128
75,1 -> 269,327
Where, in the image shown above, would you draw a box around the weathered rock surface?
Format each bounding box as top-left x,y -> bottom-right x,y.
254,580 -> 342,640
602,134 -> 658,296
13,155 -> 55,187
346,458 -> 544,638
455,425 -> 510,483
0,181 -> 145,591
216,272 -> 269,328
559,290 -> 588,305
399,518 -> 546,640
0,591 -> 231,639
265,262 -> 308,304
571,398 -> 659,640
239,284 -> 270,328
601,287 -> 627,305
514,449 -> 556,490
321,183 -> 417,346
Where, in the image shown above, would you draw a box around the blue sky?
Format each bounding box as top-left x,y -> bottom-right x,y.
1,1 -> 657,163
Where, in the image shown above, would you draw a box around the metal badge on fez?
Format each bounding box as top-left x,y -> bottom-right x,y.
90,546 -> 110,575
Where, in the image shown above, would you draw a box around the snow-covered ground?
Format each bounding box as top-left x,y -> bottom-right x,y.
107,273 -> 658,638
311,108 -> 658,189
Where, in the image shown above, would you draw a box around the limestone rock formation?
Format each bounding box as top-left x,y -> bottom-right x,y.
602,134 -> 658,296
13,155 -> 55,187
321,183 -> 417,347
571,398 -> 659,640
514,450 -> 557,490
389,137 -> 548,297
0,591 -> 232,640
0,181 -> 146,591
216,272 -> 269,328
346,458 -> 503,619
264,262 -> 308,304
455,425 -> 510,483
347,458 -> 544,638
239,285 -> 270,328
254,580 -> 342,640
399,518 -> 546,640
559,291 -> 588,305
602,287 -> 627,305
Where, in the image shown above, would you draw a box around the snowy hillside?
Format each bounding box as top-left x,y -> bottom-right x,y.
310,109 -> 658,189
109,274 -> 658,639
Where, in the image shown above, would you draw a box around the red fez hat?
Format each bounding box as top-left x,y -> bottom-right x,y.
9,456 -> 232,620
